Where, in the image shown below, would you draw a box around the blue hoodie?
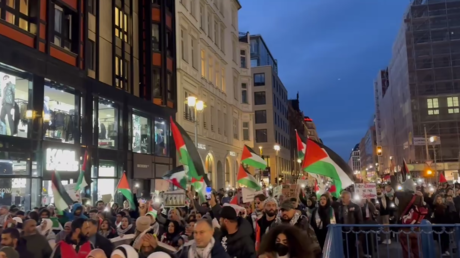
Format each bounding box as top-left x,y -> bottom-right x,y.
65,203 -> 88,221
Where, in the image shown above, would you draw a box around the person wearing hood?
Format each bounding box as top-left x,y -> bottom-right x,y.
99,219 -> 118,239
66,203 -> 88,221
310,194 -> 335,251
55,221 -> 72,243
176,219 -> 230,258
21,219 -> 52,258
1,227 -> 33,258
247,194 -> 266,238
50,218 -> 94,258
37,218 -> 56,242
160,220 -> 182,246
218,206 -> 256,258
117,215 -> 135,236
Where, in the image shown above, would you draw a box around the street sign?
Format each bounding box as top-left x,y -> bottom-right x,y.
426,160 -> 433,167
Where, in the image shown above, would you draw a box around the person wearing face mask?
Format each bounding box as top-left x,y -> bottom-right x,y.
50,218 -> 94,258
310,194 -> 335,251
258,224 -> 315,258
255,198 -> 278,251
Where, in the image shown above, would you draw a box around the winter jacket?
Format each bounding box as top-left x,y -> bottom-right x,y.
65,204 -> 88,221
219,217 -> 256,258
176,238 -> 230,258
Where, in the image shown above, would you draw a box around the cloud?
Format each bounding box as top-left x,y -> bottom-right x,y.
319,128 -> 365,139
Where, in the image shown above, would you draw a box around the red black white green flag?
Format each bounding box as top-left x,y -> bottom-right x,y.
296,130 -> 307,161
241,145 -> 267,170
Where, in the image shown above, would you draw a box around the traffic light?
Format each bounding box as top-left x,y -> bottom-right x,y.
423,167 -> 435,178
376,146 -> 382,156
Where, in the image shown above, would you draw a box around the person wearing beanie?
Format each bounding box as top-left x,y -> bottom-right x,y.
254,197 -> 278,251
218,206 -> 255,258
0,246 -> 19,258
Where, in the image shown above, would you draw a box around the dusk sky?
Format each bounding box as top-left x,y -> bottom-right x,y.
239,0 -> 410,160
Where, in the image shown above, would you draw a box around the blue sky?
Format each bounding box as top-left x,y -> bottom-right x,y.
239,0 -> 409,160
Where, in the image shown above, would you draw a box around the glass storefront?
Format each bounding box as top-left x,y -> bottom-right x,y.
90,160 -> 118,205
132,113 -> 150,154
154,117 -> 168,156
0,66 -> 31,138
98,98 -> 119,149
44,80 -> 80,143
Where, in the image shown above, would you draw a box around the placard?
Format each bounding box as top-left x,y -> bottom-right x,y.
155,179 -> 170,192
110,234 -> 136,247
354,183 -> 377,199
241,188 -> 264,203
273,185 -> 282,197
282,184 -> 300,199
163,190 -> 186,207
296,180 -> 308,187
102,194 -> 113,204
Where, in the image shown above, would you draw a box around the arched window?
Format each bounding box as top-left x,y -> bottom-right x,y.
225,159 -> 230,186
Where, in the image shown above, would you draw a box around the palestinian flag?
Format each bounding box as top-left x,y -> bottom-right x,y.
117,172 -> 135,209
400,159 -> 409,181
237,164 -> 261,191
191,177 -> 208,202
303,139 -> 354,195
50,217 -> 63,231
170,117 -> 210,186
241,145 -> 267,170
51,171 -> 74,212
230,196 -> 238,205
76,150 -> 89,192
296,130 -> 307,161
163,166 -> 187,189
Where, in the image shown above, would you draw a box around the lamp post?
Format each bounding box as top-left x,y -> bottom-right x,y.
274,144 -> 280,184
429,136 -> 438,170
186,96 -> 205,146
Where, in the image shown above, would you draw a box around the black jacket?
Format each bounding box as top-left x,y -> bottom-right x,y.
176,238 -> 230,258
94,233 -> 114,258
219,217 -> 256,258
16,239 -> 34,258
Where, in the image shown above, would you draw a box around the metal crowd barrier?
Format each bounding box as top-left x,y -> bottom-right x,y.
323,220 -> 460,258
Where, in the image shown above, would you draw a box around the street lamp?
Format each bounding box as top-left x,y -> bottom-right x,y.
259,146 -> 262,155
429,136 -> 438,169
187,96 -> 205,146
274,144 -> 280,185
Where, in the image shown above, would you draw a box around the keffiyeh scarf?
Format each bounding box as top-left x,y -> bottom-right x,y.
117,224 -> 133,235
188,237 -> 215,258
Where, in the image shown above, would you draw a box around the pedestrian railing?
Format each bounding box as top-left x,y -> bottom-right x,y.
323,220 -> 460,258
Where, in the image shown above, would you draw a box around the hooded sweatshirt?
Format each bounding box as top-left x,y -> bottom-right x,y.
22,231 -> 53,258
220,217 -> 256,258
38,218 -> 56,241
66,204 -> 88,221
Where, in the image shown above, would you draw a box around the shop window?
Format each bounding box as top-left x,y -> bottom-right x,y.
53,4 -> 77,52
132,113 -> 151,154
0,0 -> 37,34
0,68 -> 31,138
44,82 -> 79,144
98,98 -> 118,149
114,6 -> 129,43
93,161 -> 117,205
155,117 -> 168,156
88,0 -> 96,15
152,68 -> 161,99
0,155 -> 29,176
0,177 -> 33,210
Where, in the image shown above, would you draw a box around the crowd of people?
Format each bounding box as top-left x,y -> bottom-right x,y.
0,169 -> 456,258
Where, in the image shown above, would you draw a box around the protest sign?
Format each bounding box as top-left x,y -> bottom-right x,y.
155,179 -> 170,192
273,185 -> 282,197
110,234 -> 136,247
163,190 -> 186,207
102,194 -> 113,204
282,184 -> 300,199
354,183 -> 377,199
241,188 -> 264,203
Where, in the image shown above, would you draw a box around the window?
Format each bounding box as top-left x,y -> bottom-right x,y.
447,97 -> 459,114
241,83 -> 248,103
231,7 -> 236,28
152,68 -> 161,99
54,5 -> 74,51
200,4 -> 205,30
115,56 -> 129,92
214,21 -> 218,44
44,81 -> 80,143
208,57 -> 213,82
233,76 -> 238,100
255,110 -> 267,124
191,37 -> 197,69
166,73 -> 172,101
203,106 -> 208,129
132,114 -> 150,153
240,50 -> 246,68
232,39 -> 237,62
201,50 -> 206,77
0,0 -> 33,33
88,0 -> 96,15
0,68 -> 32,139
220,27 -> 225,52
152,24 -> 160,51
427,98 -> 439,115
114,6 -> 128,43
98,98 -> 118,149
223,113 -> 227,136
190,0 -> 196,17
181,29 -> 187,61
155,117 -> 169,156
256,129 -> 267,143
254,73 -> 265,86
254,92 -> 266,105
207,11 -> 212,37
210,105 -> 215,132
221,68 -> 225,92
233,118 -> 238,139
243,122 -> 250,141
166,31 -> 173,57
88,40 -> 95,70
217,109 -> 222,134
215,62 -> 220,86
184,92 -> 196,121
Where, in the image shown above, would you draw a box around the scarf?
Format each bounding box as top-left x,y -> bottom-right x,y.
117,224 -> 133,235
315,207 -> 335,229
189,237 -> 215,258
99,228 -> 115,238
275,211 -> 301,226
251,211 -> 263,230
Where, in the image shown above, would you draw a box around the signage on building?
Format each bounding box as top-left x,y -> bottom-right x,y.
413,136 -> 441,146
197,143 -> 206,150
137,164 -> 149,168
229,151 -> 236,157
46,148 -> 79,171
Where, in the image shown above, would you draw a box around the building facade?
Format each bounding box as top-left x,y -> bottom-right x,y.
377,0 -> 460,173
251,35 -> 291,185
175,0 -> 251,189
0,0 -> 177,209
348,144 -> 361,173
304,116 -> 320,142
359,121 -> 378,179
288,93 -> 307,181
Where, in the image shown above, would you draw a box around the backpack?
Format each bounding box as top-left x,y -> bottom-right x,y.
401,195 -> 428,224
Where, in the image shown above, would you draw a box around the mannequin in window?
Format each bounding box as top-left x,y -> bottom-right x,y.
0,74 -> 15,135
